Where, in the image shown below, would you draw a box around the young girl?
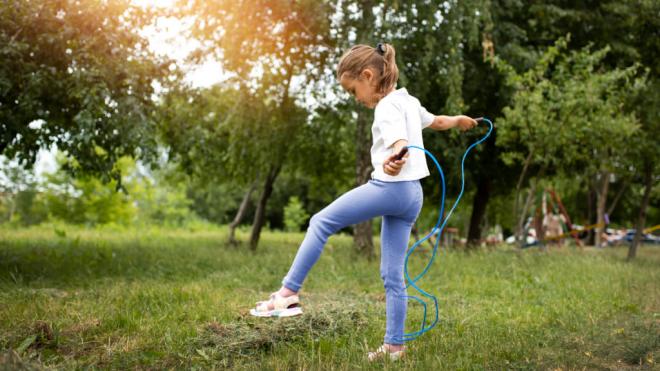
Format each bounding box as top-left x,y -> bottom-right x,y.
250,43 -> 477,361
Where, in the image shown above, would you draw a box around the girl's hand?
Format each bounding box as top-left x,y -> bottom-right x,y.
428,115 -> 478,131
455,115 -> 478,131
383,151 -> 408,176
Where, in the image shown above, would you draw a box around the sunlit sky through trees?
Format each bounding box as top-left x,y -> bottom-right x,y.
2,0 -> 230,181
7,0 -> 345,183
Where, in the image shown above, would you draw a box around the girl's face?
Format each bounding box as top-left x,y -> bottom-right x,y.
340,69 -> 379,109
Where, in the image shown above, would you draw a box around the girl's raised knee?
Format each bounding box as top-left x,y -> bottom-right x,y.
309,212 -> 338,236
381,275 -> 406,294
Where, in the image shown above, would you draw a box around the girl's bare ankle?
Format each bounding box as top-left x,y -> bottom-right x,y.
384,343 -> 404,352
277,287 -> 298,297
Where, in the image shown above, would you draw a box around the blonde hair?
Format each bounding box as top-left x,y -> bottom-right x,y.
336,43 -> 399,94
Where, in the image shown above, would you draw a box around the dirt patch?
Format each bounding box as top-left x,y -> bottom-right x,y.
10,318 -> 104,361
29,321 -> 54,350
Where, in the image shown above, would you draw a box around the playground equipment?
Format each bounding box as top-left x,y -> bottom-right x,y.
520,187 -> 581,248
521,188 -> 659,248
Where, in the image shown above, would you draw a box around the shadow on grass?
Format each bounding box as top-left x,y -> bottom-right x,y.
549,313 -> 659,369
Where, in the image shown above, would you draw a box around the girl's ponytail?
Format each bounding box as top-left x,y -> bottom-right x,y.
377,43 -> 399,94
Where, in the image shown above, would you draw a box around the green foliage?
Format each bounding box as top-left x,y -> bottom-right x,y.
11,189 -> 49,226
497,37 -> 642,176
186,181 -> 250,225
0,157 -> 43,225
158,87 -> 234,182
287,105 -> 356,205
0,154 -> 200,227
43,156 -> 137,225
131,175 -> 196,227
283,196 -> 309,232
183,0 -> 332,90
476,0 -> 660,234
0,0 -> 170,186
167,0 -> 335,185
2,0 -> 657,237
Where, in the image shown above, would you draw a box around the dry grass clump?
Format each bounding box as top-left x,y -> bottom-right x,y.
197,296 -> 370,361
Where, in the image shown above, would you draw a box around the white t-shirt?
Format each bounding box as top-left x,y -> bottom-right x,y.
370,88 -> 435,182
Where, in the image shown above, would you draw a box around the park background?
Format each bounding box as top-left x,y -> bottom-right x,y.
1,0 -> 658,369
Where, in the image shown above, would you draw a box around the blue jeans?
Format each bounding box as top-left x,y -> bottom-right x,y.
282,179 -> 423,344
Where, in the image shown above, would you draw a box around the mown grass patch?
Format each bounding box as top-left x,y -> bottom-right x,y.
195,294 -> 371,368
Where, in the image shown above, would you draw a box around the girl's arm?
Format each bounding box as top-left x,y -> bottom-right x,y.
427,115 -> 477,131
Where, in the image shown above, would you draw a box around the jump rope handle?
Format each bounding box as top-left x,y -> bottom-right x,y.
393,147 -> 409,161
474,116 -> 496,128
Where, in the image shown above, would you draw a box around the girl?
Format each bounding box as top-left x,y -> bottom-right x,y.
250,43 -> 477,361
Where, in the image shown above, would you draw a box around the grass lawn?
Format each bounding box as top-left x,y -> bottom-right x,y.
0,224 -> 658,369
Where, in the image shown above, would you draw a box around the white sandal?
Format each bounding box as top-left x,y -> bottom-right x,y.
367,345 -> 405,361
249,292 -> 303,318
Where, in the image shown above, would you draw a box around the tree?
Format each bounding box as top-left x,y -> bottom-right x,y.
487,0 -> 659,249
42,155 -> 137,225
0,0 -> 169,188
497,38 -> 642,247
172,0 -> 333,250
0,157 -> 40,224
627,77 -> 659,259
284,196 -> 309,232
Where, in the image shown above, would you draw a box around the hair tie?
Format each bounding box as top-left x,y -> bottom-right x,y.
376,43 -> 386,55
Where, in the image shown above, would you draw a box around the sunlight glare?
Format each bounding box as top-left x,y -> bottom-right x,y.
132,0 -> 177,8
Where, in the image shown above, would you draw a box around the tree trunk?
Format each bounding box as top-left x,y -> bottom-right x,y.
350,2 -> 376,259
467,177 -> 491,247
249,164 -> 281,251
595,170 -> 610,248
606,179 -> 628,217
513,151 -> 534,243
353,107 -> 374,259
228,179 -> 258,245
586,185 -> 596,246
533,194 -> 545,250
7,197 -> 16,223
628,163 -> 653,260
246,39 -> 293,251
517,181 -> 537,248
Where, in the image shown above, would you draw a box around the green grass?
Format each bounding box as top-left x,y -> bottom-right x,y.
0,223 -> 658,369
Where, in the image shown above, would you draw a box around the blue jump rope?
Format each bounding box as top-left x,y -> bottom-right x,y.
399,117 -> 494,342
